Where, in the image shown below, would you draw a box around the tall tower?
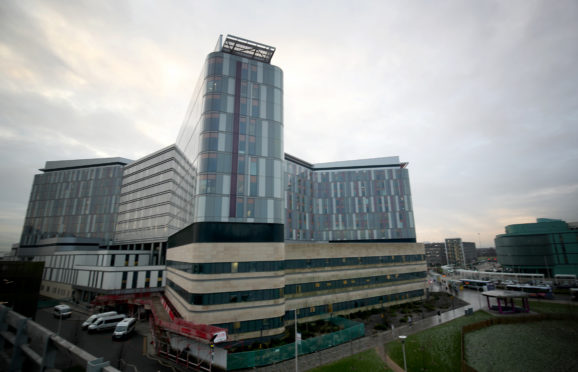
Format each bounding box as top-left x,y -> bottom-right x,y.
175,35 -> 284,229
167,35 -> 286,340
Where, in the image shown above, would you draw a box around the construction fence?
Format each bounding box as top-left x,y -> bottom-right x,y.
227,316 -> 364,370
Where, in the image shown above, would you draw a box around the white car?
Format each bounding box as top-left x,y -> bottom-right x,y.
82,311 -> 118,330
53,305 -> 72,319
112,318 -> 136,340
88,314 -> 126,333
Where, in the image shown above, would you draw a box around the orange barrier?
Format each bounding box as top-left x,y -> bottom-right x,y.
91,293 -> 227,343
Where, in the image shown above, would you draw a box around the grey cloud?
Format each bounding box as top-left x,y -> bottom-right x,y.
1,0 -> 578,250
0,2 -> 73,84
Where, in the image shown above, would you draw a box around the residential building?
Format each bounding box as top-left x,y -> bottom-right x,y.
424,242 -> 447,267
444,238 -> 464,267
462,241 -> 477,265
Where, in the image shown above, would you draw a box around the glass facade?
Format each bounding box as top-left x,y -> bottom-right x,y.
167,279 -> 283,305
176,48 -> 284,225
285,158 -> 415,241
285,289 -> 425,321
166,254 -> 424,275
495,219 -> 578,276
12,35 -> 426,343
284,271 -> 426,296
162,36 -> 426,342
20,159 -> 129,246
114,145 -> 195,243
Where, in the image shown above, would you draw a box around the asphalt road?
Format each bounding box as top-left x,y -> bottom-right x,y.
35,307 -> 176,372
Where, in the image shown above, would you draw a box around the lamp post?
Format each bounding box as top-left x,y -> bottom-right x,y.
57,314 -> 62,336
399,335 -> 407,372
295,310 -> 299,372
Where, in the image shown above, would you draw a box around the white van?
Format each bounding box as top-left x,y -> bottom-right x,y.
82,311 -> 118,330
87,314 -> 126,333
53,305 -> 72,319
112,318 -> 136,340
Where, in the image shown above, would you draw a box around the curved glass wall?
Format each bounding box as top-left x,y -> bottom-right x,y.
176,52 -> 284,225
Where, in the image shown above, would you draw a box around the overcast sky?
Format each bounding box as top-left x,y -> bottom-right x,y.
1,0 -> 577,251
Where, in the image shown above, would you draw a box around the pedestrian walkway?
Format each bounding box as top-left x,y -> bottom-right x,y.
255,303 -> 474,372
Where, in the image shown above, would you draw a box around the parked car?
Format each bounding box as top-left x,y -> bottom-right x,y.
82,311 -> 118,330
112,318 -> 136,340
53,305 -> 72,319
88,314 -> 126,333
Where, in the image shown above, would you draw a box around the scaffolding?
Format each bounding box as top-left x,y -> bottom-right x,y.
91,293 -> 227,370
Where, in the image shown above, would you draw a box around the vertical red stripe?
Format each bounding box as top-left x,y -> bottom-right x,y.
229,61 -> 242,217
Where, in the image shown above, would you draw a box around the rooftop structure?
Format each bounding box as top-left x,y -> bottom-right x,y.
219,34 -> 276,63
40,157 -> 132,172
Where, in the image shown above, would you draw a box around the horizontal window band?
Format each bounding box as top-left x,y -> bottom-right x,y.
168,222 -> 284,246
166,254 -> 425,274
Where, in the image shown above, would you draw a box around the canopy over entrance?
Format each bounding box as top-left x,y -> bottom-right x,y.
482,290 -> 530,314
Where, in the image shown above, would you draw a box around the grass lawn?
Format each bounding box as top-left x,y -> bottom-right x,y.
386,311 -> 494,372
308,349 -> 391,372
465,319 -> 578,372
528,300 -> 578,314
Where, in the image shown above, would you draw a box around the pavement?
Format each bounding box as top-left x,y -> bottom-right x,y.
52,283 -> 576,371
35,306 -> 178,372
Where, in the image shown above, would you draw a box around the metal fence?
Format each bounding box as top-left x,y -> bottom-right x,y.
227,317 -> 364,370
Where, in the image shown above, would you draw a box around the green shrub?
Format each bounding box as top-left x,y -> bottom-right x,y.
374,324 -> 389,331
424,303 -> 436,311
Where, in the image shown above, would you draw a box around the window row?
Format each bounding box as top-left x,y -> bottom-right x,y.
203,92 -> 281,122
206,55 -> 282,88
214,315 -> 284,335
166,255 -> 424,275
33,166 -> 124,185
284,254 -> 425,270
201,113 -> 283,140
213,289 -> 424,335
167,260 -> 284,274
167,280 -> 283,305
285,271 -> 427,295
286,289 -> 425,320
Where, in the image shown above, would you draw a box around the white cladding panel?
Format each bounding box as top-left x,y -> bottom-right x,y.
76,270 -> 89,287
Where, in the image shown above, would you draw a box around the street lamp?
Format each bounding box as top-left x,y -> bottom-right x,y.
57,313 -> 63,336
399,335 -> 407,372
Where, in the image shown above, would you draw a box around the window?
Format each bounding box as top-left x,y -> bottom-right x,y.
246,198 -> 255,217
121,272 -> 127,289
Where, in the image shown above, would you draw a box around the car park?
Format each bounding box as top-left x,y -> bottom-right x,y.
112,317 -> 136,340
82,311 -> 118,330
53,305 -> 72,319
